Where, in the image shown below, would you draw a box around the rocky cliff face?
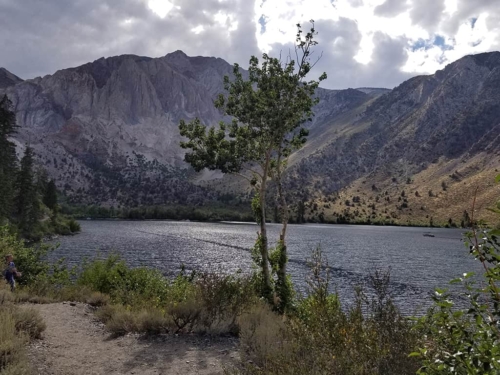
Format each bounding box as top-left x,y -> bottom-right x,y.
1,51 -> 376,206
0,68 -> 23,89
2,50 -> 499,223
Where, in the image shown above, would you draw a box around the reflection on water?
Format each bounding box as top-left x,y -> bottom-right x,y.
49,220 -> 482,314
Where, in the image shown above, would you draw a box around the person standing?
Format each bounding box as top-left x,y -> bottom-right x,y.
4,254 -> 20,292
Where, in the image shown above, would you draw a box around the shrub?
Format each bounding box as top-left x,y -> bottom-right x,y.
136,309 -> 170,334
103,306 -> 138,335
0,226 -> 51,286
414,227 -> 500,373
68,218 -> 81,233
237,302 -> 287,367
196,272 -> 256,333
168,297 -> 203,333
86,292 -> 110,307
10,307 -> 46,340
98,305 -> 171,335
230,248 -> 420,375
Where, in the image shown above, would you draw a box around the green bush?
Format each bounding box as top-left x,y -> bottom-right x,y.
413,228 -> 500,374
68,218 -> 81,233
196,272 -> 256,333
76,255 -> 170,306
412,176 -> 500,374
230,248 -> 420,375
0,226 -> 51,286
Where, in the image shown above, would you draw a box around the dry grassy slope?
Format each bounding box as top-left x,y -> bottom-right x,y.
311,153 -> 500,226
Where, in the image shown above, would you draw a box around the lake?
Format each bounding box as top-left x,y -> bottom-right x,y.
49,220 -> 483,314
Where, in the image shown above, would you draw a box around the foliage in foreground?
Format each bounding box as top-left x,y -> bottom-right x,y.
412,175 -> 500,374
2,173 -> 499,374
1,222 -> 420,375
0,283 -> 46,374
228,249 -> 420,375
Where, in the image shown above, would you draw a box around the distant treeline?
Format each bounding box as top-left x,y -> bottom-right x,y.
60,203 -> 255,222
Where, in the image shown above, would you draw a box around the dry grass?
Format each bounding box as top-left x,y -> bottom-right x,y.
237,303 -> 288,367
0,311 -> 28,372
316,152 -> 500,226
96,304 -> 171,335
0,286 -> 46,374
10,307 -> 46,340
86,292 -> 110,307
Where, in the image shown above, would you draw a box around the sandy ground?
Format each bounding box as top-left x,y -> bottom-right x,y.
27,303 -> 239,375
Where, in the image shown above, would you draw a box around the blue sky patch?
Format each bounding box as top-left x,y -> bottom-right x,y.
411,35 -> 454,52
258,15 -> 267,34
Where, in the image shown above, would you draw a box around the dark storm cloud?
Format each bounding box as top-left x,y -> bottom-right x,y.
0,0 -> 259,79
0,0 -> 498,90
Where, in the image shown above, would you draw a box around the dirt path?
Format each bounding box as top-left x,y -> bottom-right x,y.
27,303 -> 238,375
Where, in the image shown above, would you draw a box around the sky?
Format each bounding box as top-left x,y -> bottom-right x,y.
0,0 -> 499,89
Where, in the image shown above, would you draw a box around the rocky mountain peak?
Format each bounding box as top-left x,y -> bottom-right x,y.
0,68 -> 23,89
467,51 -> 500,70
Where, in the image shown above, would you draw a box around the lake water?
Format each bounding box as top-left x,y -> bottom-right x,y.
49,220 -> 483,314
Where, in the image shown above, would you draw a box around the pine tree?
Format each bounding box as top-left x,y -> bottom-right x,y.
15,146 -> 40,235
0,95 -> 18,223
43,180 -> 58,211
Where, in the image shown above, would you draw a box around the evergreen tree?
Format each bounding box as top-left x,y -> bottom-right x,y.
0,95 -> 18,223
15,146 -> 40,235
43,180 -> 58,211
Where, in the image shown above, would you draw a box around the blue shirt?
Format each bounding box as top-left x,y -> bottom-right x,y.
5,261 -> 15,282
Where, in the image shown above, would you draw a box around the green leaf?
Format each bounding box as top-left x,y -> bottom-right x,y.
495,174 -> 500,183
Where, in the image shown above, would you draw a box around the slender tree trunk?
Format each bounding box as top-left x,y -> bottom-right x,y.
276,155 -> 288,292
259,154 -> 272,298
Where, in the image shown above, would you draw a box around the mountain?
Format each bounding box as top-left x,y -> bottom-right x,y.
1,51 -> 499,225
0,51 -> 378,207
287,52 -> 500,226
0,68 -> 23,89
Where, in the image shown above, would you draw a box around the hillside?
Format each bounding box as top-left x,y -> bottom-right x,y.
1,51 -> 499,225
287,52 -> 500,226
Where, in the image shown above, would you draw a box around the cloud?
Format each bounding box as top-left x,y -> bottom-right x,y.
374,0 -> 410,18
410,0 -> 445,31
0,0 -> 499,90
0,0 -> 259,79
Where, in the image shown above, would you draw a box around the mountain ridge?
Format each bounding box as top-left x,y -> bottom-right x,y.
1,50 -> 499,225
0,67 -> 23,89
